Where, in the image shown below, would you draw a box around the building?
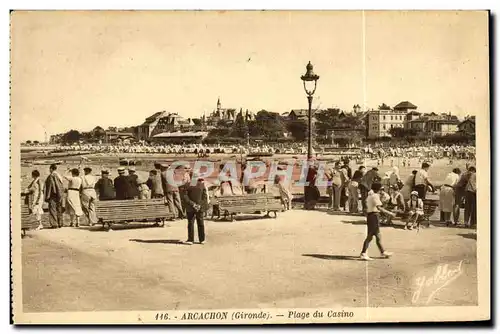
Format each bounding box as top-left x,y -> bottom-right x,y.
137,111 -> 195,140
457,117 -> 476,135
365,103 -> 408,138
104,131 -> 136,144
427,120 -> 459,136
288,109 -> 309,121
150,113 -> 194,137
207,98 -> 237,126
407,112 -> 460,136
137,111 -> 167,141
394,101 -> 418,112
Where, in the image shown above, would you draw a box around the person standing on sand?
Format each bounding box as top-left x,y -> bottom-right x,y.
147,169 -> 164,198
439,168 -> 460,226
63,168 -> 84,227
95,170 -> 115,201
127,166 -> 140,200
80,167 -> 97,226
464,166 -> 477,228
114,167 -> 133,200
183,173 -> 209,245
161,163 -> 184,219
359,182 -> 395,261
44,164 -> 65,228
23,170 -> 44,230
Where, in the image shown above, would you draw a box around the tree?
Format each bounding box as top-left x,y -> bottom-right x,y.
251,110 -> 286,139
25,140 -> 32,145
33,140 -> 40,144
378,103 -> 391,110
231,112 -> 248,138
61,129 -> 81,143
287,120 -> 307,141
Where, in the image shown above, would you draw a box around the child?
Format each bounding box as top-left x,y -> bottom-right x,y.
406,190 -> 424,230
359,182 -> 395,261
274,175 -> 293,211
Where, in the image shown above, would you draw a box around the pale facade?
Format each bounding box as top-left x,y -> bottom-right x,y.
366,109 -> 406,138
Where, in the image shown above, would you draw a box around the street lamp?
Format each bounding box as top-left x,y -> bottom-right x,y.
301,61 -> 320,160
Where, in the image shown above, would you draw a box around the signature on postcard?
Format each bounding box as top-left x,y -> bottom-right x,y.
412,260 -> 464,305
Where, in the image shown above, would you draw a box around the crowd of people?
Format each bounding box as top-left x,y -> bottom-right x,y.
302,159 -> 477,229
22,152 -> 477,247
27,142 -> 475,163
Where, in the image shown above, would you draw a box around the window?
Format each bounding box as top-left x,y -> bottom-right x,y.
391,116 -> 393,120
383,125 -> 386,130
391,124 -> 393,128
383,116 -> 386,120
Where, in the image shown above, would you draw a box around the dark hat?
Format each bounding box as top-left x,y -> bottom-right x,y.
101,169 -> 109,174
84,167 -> 92,172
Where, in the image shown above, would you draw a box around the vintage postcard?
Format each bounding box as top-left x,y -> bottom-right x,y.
10,10 -> 490,324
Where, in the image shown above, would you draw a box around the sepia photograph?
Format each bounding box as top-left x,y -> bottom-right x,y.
10,10 -> 490,324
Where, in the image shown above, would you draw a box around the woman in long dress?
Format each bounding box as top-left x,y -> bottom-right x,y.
440,168 -> 461,226
64,168 -> 84,227
23,170 -> 44,230
401,170 -> 418,202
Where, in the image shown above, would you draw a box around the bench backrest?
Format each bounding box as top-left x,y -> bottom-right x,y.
20,205 -> 40,230
216,193 -> 283,211
95,199 -> 173,222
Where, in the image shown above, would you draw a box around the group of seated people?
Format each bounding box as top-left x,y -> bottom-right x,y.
377,185 -> 426,230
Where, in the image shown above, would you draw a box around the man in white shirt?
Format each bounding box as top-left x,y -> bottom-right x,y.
414,162 -> 434,199
81,167 -> 97,226
360,183 -> 395,261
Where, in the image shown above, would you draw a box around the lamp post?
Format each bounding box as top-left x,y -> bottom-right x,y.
301,61 -> 320,161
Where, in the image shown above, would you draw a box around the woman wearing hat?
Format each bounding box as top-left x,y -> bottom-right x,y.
22,170 -> 44,230
137,175 -> 151,200
406,191 -> 424,230
63,168 -> 84,227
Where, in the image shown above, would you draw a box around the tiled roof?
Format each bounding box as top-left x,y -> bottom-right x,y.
394,101 -> 418,109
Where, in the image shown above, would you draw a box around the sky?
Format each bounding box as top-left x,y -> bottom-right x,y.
10,10 -> 489,141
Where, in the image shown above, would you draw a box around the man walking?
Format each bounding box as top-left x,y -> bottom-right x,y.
182,174 -> 209,245
81,167 -> 97,226
44,164 -> 65,228
359,182 -> 395,261
359,167 -> 380,213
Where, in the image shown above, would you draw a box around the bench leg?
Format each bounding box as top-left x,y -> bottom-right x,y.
229,213 -> 235,222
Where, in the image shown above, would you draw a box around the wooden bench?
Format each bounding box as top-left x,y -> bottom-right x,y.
210,193 -> 283,221
95,199 -> 174,231
21,205 -> 41,237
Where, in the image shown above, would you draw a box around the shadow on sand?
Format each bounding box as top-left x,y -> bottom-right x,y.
458,233 -> 477,240
129,238 -> 186,245
78,223 -> 165,232
302,254 -> 361,261
341,220 -> 409,230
